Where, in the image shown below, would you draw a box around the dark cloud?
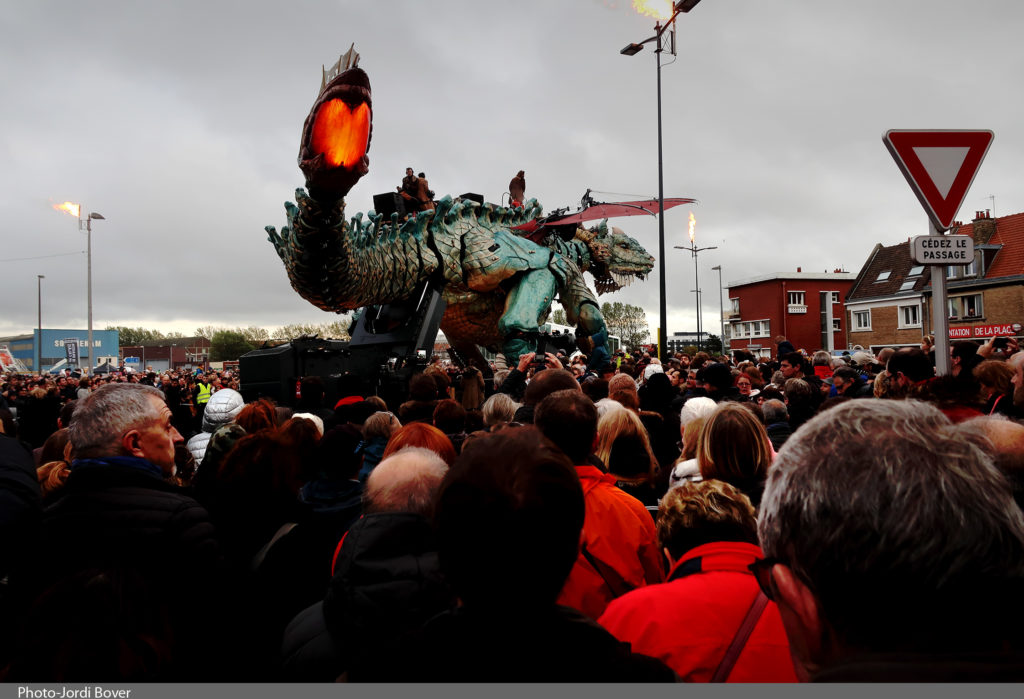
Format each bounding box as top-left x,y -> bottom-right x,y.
3,0 -> 1022,341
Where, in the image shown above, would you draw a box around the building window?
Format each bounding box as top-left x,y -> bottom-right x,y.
830,291 -> 840,304
947,265 -> 957,279
964,258 -> 977,277
948,294 -> 983,320
787,291 -> 806,313
875,271 -> 891,282
908,265 -> 925,276
899,280 -> 915,292
759,320 -> 770,336
729,298 -> 740,315
853,310 -> 871,331
899,304 -> 921,328
832,318 -> 841,331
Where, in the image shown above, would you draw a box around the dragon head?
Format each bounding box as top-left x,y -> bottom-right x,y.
299,45 -> 373,200
578,221 -> 655,295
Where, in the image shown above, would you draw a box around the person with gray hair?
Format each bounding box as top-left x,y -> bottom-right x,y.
67,382 -> 181,474
481,392 -> 519,428
760,398 -> 791,452
756,399 -> 1024,681
280,446 -> 453,680
8,383 -> 229,679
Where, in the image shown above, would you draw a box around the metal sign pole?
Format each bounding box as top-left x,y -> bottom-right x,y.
930,219 -> 951,376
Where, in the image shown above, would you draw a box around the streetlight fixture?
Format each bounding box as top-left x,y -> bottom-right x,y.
83,212 -> 105,374
675,230 -> 716,351
710,265 -> 725,356
37,274 -> 45,372
53,202 -> 104,374
620,0 -> 704,360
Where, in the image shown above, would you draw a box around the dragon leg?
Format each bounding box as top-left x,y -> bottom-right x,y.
558,276 -> 611,371
498,268 -> 558,366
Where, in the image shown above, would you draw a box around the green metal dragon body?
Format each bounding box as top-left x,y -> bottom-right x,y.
266,48 -> 654,369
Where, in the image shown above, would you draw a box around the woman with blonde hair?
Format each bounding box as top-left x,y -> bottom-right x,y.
598,480 -> 796,682
698,402 -> 773,508
595,408 -> 660,507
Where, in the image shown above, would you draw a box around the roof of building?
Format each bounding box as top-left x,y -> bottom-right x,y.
846,242 -> 933,301
729,271 -> 856,288
123,335 -> 211,348
980,211 -> 1024,278
847,211 -> 1024,302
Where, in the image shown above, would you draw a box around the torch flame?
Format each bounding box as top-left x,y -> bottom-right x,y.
688,211 -> 696,244
632,0 -> 673,20
53,201 -> 80,218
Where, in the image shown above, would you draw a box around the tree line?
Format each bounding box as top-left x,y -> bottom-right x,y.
550,302 -> 651,351
105,319 -> 353,362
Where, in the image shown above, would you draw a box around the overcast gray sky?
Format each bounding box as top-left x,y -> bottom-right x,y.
3,1 -> 1022,343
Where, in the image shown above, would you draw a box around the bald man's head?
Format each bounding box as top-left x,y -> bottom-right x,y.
364,447 -> 448,516
607,373 -> 638,395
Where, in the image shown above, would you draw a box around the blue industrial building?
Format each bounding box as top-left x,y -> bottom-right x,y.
0,328 -> 120,373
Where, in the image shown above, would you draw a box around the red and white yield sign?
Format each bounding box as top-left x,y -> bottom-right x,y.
883,130 -> 994,231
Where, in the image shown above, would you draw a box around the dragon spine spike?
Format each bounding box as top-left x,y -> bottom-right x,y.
321,43 -> 360,95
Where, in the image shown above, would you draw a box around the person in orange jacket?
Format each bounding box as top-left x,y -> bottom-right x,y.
534,388 -> 663,620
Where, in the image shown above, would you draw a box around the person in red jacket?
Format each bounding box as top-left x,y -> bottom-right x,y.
598,480 -> 797,682
534,388 -> 663,620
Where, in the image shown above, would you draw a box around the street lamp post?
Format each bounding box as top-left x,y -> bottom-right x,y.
83,212 -> 104,374
621,0 -> 703,361
675,242 -> 716,351
711,265 -> 725,356
37,274 -> 45,372
53,202 -> 104,373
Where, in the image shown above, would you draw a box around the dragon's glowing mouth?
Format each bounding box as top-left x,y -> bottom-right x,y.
311,99 -> 370,168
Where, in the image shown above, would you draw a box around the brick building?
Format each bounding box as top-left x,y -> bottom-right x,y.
846,210 -> 1024,351
724,271 -> 856,358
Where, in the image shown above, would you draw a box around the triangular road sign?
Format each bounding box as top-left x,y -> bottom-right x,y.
883,130 -> 993,231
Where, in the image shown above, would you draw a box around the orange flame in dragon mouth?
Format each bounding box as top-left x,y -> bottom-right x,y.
53,201 -> 80,218
632,0 -> 673,20
311,100 -> 370,168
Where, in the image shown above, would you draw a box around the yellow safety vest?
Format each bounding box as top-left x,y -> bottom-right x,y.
196,382 -> 213,405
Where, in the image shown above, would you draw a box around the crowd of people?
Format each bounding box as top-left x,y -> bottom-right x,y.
2,331 -> 1024,682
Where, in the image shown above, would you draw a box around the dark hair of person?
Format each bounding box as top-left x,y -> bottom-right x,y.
433,399 -> 467,434
59,400 -> 77,427
316,424 -> 364,480
580,377 -> 609,403
534,389 -> 597,464
522,368 -> 580,407
887,347 -> 934,383
434,427 -> 584,609
409,373 -> 439,401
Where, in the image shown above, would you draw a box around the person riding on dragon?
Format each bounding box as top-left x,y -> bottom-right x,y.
266,47 -> 655,370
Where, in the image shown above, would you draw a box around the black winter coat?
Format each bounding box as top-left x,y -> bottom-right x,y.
6,459 -> 233,681
279,512 -> 455,681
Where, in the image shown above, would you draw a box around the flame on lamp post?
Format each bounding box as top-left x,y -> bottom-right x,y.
53,201 -> 81,219
631,0 -> 674,20
688,211 -> 696,244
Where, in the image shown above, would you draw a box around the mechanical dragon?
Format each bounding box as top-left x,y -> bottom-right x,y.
267,47 -> 690,369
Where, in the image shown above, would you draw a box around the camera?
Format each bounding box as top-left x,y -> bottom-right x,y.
993,337 -> 1009,350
